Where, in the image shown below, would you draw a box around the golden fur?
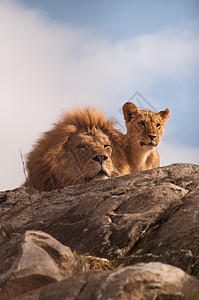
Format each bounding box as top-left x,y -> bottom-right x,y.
25,107 -> 130,191
122,102 -> 170,172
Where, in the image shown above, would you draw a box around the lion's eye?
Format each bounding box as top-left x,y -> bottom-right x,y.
156,123 -> 161,128
139,121 -> 145,127
78,144 -> 87,151
104,144 -> 110,149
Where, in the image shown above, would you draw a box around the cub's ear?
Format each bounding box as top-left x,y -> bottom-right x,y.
157,108 -> 170,122
122,102 -> 139,123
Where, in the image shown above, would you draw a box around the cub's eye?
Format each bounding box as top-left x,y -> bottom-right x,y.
139,121 -> 145,127
104,144 -> 110,149
156,123 -> 161,128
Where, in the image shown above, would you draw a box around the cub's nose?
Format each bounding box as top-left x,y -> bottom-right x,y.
148,134 -> 157,140
93,154 -> 108,164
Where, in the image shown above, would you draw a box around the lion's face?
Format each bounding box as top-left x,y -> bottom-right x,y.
123,102 -> 170,150
61,129 -> 114,185
127,110 -> 166,149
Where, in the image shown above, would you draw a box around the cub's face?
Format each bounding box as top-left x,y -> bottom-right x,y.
123,102 -> 170,149
65,129 -> 114,183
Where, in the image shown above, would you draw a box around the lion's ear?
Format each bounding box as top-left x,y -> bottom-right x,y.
158,108 -> 170,122
122,102 -> 139,123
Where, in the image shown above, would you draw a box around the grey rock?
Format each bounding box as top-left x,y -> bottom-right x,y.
0,163 -> 199,298
0,230 -> 88,299
14,262 -> 199,300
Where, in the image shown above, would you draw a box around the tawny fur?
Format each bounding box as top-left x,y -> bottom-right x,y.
122,102 -> 170,172
25,107 -> 130,191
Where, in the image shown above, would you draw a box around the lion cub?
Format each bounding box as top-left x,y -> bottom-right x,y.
122,102 -> 170,172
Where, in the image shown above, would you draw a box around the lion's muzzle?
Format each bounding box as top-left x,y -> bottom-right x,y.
92,154 -> 108,165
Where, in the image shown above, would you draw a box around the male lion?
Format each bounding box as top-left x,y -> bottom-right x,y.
25,107 -> 130,191
122,102 -> 170,172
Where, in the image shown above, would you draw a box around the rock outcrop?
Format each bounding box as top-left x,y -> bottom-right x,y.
0,163 -> 199,299
0,230 -> 89,299
14,263 -> 199,300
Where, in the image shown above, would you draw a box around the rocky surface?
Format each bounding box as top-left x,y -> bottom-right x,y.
14,262 -> 199,300
0,230 -> 89,299
0,163 -> 199,299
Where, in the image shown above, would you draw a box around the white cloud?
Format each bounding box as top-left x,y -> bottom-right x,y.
0,0 -> 199,190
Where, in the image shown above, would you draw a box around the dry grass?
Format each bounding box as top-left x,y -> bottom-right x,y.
74,252 -> 115,271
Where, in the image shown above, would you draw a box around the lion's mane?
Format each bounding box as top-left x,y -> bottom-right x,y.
25,107 -> 130,191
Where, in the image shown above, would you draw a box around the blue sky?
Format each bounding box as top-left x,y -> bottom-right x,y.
0,0 -> 199,190
21,0 -> 199,38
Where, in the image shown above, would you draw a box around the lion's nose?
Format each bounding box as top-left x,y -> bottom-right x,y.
93,155 -> 108,164
148,134 -> 157,140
